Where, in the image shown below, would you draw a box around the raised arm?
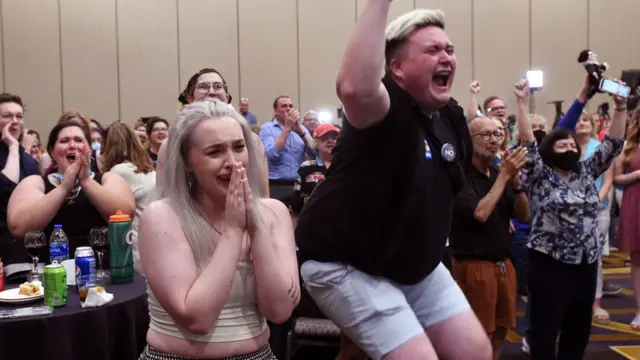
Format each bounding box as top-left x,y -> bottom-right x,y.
556,76 -> 590,131
514,79 -> 534,143
467,81 -> 482,121
139,200 -> 244,335
583,95 -> 627,178
607,93 -> 627,139
336,0 -> 391,129
513,79 -> 545,184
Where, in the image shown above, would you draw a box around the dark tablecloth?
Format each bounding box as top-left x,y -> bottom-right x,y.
0,274 -> 149,360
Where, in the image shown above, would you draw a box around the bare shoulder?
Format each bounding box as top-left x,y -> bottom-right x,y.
261,198 -> 289,214
100,171 -> 125,183
142,198 -> 176,220
20,175 -> 46,191
260,198 -> 291,223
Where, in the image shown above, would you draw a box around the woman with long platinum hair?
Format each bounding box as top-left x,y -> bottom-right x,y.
138,99 -> 299,360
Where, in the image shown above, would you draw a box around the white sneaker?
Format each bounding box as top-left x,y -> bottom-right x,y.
521,337 -> 530,354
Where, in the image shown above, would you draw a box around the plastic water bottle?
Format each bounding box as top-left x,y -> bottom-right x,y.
49,224 -> 69,263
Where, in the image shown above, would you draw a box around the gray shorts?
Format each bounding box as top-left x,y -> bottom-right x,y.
300,261 -> 469,360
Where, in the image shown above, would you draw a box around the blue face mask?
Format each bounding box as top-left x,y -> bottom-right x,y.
53,170 -> 95,187
91,142 -> 101,152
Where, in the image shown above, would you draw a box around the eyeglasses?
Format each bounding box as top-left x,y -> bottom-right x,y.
471,131 -> 504,141
195,82 -> 225,93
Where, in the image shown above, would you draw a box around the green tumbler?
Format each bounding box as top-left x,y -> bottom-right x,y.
109,210 -> 134,284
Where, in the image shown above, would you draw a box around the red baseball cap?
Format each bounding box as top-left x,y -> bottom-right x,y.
313,123 -> 339,138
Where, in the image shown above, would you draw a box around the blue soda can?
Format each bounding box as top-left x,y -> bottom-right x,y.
75,247 -> 96,292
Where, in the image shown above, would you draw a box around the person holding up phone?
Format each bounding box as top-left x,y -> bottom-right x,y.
516,78 -> 625,360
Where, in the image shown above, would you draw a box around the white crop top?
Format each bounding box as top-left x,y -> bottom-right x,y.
147,259 -> 268,342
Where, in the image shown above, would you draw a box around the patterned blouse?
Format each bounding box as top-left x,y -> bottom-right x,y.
521,134 -> 623,265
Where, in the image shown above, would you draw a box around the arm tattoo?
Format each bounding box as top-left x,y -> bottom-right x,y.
287,278 -> 300,304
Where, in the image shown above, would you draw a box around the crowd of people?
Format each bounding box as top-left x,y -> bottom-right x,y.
1,1 -> 640,360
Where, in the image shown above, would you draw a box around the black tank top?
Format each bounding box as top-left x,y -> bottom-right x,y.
42,174 -> 108,260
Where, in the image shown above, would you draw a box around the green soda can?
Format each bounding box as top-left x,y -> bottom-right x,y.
44,261 -> 67,307
109,210 -> 134,284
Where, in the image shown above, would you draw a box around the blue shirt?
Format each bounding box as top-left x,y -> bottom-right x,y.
260,119 -> 313,181
522,134 -> 623,264
243,112 -> 258,127
556,98 -> 609,209
0,144 -> 39,231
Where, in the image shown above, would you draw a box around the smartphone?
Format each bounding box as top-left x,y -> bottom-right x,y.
600,78 -> 630,98
526,70 -> 544,89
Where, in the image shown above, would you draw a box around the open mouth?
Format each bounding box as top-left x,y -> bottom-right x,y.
65,153 -> 77,162
433,70 -> 451,87
217,175 -> 231,185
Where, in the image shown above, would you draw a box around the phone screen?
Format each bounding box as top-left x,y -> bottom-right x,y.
618,84 -> 631,98
526,70 -> 544,88
600,79 -> 620,94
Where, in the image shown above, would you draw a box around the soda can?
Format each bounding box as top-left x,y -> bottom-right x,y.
44,261 -> 67,307
74,247 -> 96,292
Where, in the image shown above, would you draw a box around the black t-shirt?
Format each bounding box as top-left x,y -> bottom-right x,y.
295,74 -> 470,285
450,165 -> 516,262
39,174 -> 108,262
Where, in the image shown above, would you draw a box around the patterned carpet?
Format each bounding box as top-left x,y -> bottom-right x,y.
293,251 -> 640,360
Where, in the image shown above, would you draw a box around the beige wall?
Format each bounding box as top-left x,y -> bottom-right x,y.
0,0 -> 639,140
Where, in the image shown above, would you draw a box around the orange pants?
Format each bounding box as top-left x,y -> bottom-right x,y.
453,259 -> 516,333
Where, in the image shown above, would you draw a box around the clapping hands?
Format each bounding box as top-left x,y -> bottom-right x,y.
500,147 -> 528,179
284,109 -> 304,136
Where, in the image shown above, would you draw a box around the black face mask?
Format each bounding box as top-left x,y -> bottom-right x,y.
549,151 -> 579,171
533,130 -> 546,144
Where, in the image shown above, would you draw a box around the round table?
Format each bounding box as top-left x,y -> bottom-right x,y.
0,274 -> 149,360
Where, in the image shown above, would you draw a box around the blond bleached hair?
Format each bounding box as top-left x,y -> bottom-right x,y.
385,9 -> 445,42
160,99 -> 265,270
384,9 -> 446,72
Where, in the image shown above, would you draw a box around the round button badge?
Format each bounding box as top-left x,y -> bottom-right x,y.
441,143 -> 456,162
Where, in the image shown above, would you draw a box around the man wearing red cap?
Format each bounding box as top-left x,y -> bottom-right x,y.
290,123 -> 339,216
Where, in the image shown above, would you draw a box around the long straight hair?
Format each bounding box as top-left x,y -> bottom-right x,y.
159,99 -> 263,269
101,121 -> 154,174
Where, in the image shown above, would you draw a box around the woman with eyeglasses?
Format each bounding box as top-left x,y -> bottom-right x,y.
155,69 -> 269,197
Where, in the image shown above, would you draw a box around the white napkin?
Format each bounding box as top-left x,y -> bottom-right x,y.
81,287 -> 114,308
61,260 -> 76,285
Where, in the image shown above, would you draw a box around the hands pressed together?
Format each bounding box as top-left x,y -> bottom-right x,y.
500,147 -> 528,185
60,144 -> 92,191
224,162 -> 261,234
284,109 -> 305,137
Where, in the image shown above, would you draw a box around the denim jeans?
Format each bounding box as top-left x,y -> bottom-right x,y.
510,229 -> 530,296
